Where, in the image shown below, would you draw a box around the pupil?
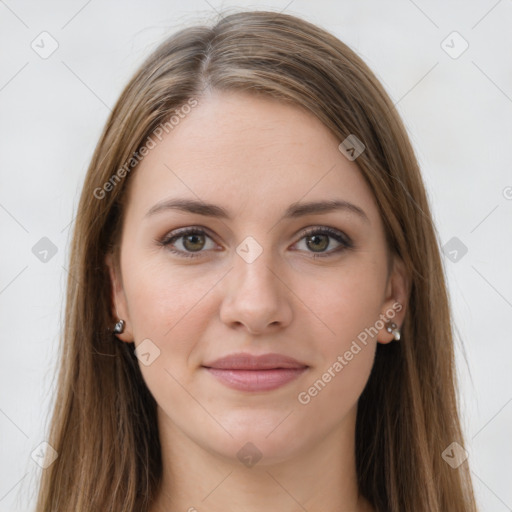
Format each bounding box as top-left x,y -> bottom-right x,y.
184,234 -> 204,251
308,234 -> 328,252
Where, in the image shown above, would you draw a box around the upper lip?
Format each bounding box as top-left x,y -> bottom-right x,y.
202,352 -> 309,370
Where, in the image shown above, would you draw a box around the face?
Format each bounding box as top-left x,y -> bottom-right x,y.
106,90 -> 408,465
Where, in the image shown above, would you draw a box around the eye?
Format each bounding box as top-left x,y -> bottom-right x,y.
157,226 -> 353,259
292,227 -> 353,258
157,227 -> 218,259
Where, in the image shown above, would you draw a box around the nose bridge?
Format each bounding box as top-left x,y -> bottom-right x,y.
232,234 -> 281,297
219,233 -> 292,332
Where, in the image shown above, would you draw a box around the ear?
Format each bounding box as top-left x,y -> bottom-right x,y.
377,254 -> 409,344
105,252 -> 133,343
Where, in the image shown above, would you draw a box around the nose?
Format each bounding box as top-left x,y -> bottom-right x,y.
219,247 -> 293,335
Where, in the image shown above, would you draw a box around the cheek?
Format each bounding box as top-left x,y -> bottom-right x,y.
121,257 -> 220,398
294,269 -> 381,419
298,256 -> 386,346
296,341 -> 375,435
291,256 -> 384,399
124,253 -> 218,338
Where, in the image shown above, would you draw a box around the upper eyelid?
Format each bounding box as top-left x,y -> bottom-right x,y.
164,226 -> 217,244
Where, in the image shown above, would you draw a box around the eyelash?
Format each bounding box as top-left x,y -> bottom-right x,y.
156,226 -> 354,260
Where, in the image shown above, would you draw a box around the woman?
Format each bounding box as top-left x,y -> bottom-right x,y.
35,10 -> 478,511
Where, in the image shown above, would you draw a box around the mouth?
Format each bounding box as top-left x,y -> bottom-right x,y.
201,352 -> 309,392
202,352 -> 308,370
202,367 -> 309,392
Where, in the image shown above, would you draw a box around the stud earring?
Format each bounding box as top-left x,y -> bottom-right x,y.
113,319 -> 125,334
385,321 -> 401,341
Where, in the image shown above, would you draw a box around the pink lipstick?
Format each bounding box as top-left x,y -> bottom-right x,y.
202,352 -> 309,392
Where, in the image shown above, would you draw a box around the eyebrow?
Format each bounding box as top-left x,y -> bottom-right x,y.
144,198 -> 369,223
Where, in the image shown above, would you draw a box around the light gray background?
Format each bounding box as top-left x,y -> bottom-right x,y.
1,1 -> 511,510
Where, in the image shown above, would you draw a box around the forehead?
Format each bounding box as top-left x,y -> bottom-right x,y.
124,90 -> 379,224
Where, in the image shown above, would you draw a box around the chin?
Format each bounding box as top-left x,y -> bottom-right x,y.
197,420 -> 310,466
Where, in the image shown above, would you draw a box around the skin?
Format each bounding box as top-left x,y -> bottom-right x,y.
106,90 -> 408,512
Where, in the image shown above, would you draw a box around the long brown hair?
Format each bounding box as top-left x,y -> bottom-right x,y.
34,9 -> 478,511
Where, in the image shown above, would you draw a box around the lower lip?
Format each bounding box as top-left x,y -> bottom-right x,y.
203,367 -> 308,392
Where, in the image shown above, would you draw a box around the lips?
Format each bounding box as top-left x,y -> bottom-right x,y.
201,353 -> 309,392
202,352 -> 308,370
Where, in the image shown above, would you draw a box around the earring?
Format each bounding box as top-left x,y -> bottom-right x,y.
385,321 -> 401,341
113,319 -> 125,334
